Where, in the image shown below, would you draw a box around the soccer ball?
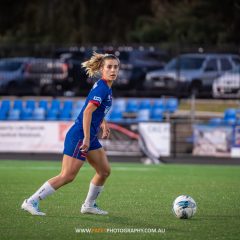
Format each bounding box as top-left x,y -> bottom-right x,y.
172,195 -> 197,219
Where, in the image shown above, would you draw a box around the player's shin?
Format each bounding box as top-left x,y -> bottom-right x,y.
84,182 -> 104,207
27,181 -> 56,203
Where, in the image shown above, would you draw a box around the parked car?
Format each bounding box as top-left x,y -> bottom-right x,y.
55,48 -> 92,96
0,57 -> 34,95
212,66 -> 240,98
55,46 -> 167,96
97,46 -> 166,94
144,53 -> 240,97
25,58 -> 69,95
116,47 -> 166,91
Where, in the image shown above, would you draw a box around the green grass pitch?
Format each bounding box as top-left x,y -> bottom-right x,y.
0,160 -> 240,240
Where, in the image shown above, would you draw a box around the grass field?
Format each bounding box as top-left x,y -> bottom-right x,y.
179,99 -> 240,113
0,160 -> 240,240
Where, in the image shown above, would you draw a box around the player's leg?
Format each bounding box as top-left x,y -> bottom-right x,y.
49,154 -> 84,189
21,154 -> 84,215
87,147 -> 111,186
81,147 -> 110,215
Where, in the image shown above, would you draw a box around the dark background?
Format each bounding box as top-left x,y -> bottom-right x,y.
0,0 -> 239,46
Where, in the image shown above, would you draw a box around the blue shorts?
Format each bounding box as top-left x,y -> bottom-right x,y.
63,123 -> 102,161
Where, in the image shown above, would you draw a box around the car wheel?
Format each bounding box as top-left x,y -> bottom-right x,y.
7,82 -> 18,95
41,85 -> 56,96
189,83 -> 201,98
32,86 -> 41,96
190,87 -> 199,97
41,85 -> 63,96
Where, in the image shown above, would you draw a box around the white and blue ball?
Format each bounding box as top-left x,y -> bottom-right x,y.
172,195 -> 197,219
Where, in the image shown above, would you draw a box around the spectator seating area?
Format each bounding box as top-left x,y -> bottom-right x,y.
209,108 -> 240,125
0,98 -> 179,122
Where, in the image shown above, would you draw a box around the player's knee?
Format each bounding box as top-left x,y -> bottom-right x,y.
99,168 -> 111,179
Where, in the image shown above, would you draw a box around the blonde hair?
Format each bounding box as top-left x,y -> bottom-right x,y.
82,51 -> 120,77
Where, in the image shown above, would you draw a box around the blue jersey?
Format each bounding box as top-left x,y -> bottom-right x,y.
76,79 -> 112,136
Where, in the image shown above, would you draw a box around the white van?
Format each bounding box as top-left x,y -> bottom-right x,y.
144,53 -> 240,97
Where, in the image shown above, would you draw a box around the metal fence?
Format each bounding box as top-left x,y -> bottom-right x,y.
0,44 -> 240,98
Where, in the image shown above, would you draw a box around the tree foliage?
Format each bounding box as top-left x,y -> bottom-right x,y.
0,0 -> 239,45
131,0 -> 240,45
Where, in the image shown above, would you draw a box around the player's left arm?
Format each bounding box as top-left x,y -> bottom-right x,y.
101,118 -> 110,139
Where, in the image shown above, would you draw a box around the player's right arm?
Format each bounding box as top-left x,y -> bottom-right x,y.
80,103 -> 97,152
101,118 -> 111,139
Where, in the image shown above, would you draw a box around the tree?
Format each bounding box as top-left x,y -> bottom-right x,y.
0,0 -> 239,45
130,0 -> 240,45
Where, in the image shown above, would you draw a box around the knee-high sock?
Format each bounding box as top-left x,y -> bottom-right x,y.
84,182 -> 104,207
27,181 -> 55,203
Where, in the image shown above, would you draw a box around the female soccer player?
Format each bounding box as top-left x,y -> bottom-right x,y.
21,52 -> 120,215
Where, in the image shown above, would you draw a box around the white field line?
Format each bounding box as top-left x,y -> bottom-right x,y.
0,166 -> 156,171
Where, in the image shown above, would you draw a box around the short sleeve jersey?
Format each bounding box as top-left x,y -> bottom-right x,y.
76,79 -> 112,136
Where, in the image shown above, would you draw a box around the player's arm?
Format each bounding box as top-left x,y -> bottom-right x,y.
80,102 -> 97,152
101,118 -> 111,139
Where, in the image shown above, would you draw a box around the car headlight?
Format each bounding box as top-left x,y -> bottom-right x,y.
145,74 -> 152,81
177,76 -> 187,82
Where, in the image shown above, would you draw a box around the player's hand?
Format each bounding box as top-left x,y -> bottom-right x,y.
80,138 -> 90,152
101,125 -> 111,139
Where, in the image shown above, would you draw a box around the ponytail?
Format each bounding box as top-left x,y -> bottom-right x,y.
82,51 -> 120,77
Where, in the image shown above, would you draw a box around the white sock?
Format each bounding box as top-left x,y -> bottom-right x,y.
84,182 -> 104,207
27,181 -> 55,203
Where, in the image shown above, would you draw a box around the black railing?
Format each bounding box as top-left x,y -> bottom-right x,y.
0,44 -> 240,98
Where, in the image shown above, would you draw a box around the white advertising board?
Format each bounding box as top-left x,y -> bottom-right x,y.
138,122 -> 170,158
0,121 -> 73,153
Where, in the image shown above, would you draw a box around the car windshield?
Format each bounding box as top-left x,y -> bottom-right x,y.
232,57 -> 240,66
117,51 -> 130,62
165,57 -> 205,70
0,61 -> 23,71
115,50 -> 165,64
28,62 -> 64,74
231,66 -> 240,74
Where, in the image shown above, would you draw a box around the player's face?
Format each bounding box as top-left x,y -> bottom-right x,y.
101,59 -> 119,81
